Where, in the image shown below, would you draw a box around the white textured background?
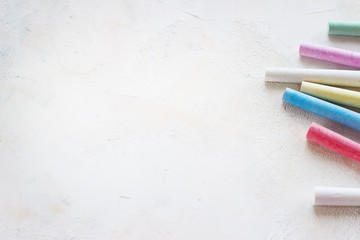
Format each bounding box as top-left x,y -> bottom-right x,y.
1,0 -> 360,239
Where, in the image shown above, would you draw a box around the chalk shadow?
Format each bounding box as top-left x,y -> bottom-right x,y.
328,34 -> 360,46
306,141 -> 360,176
264,81 -> 300,91
314,205 -> 360,217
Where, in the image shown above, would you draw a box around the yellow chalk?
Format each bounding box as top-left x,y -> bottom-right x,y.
300,82 -> 360,109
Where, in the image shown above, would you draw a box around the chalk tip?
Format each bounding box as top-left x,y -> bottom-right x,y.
313,186 -> 317,205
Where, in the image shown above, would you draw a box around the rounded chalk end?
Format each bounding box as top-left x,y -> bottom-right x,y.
298,44 -> 303,55
313,186 -> 317,205
328,21 -> 338,35
306,122 -> 318,141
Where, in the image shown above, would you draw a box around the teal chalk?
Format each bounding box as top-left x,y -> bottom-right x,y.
329,21 -> 360,37
283,88 -> 360,131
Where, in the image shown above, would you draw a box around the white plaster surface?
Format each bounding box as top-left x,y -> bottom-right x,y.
1,0 -> 360,239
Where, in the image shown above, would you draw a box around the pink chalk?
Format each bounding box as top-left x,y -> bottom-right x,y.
299,43 -> 360,68
307,123 -> 360,162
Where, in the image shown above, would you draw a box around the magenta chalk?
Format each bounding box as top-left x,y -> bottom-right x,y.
307,123 -> 360,162
299,43 -> 360,68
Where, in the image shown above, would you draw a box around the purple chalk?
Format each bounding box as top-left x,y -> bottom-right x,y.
299,43 -> 360,68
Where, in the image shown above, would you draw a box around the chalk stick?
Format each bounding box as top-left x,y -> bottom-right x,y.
283,88 -> 360,131
307,123 -> 360,162
329,21 -> 360,37
301,82 -> 360,109
299,43 -> 360,68
314,186 -> 360,206
265,68 -> 360,87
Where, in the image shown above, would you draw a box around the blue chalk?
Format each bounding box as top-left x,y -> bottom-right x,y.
283,88 -> 360,131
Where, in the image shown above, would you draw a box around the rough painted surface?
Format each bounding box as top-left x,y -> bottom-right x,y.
1,0 -> 360,239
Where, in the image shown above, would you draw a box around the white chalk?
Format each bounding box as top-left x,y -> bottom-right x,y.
265,68 -> 360,87
314,186 -> 360,206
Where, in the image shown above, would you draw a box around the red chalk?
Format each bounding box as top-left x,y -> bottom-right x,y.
306,123 -> 360,162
